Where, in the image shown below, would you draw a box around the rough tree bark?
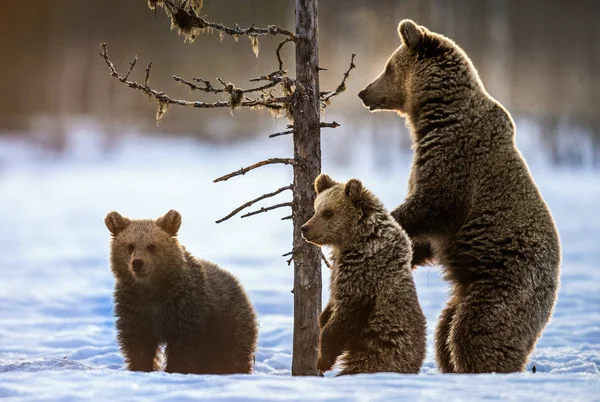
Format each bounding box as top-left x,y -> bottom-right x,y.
291,0 -> 322,376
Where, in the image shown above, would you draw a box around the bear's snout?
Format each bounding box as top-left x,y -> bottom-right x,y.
301,224 -> 309,234
358,89 -> 366,100
131,258 -> 145,274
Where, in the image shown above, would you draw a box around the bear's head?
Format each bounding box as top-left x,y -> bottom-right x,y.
358,19 -> 471,114
105,209 -> 184,284
301,174 -> 382,248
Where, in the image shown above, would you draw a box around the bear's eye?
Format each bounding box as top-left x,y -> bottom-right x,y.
323,210 -> 334,219
127,244 -> 134,253
147,244 -> 156,252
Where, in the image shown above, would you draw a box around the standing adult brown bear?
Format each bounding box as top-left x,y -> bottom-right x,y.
358,20 -> 561,373
105,209 -> 258,374
302,174 -> 426,375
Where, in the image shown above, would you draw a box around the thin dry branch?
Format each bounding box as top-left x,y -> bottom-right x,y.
281,215 -> 292,220
124,56 -> 137,81
269,129 -> 294,138
321,54 -> 356,103
283,249 -> 295,266
320,121 -> 340,129
276,38 -> 294,71
99,44 -> 290,111
319,250 -> 332,270
240,202 -> 292,219
216,185 -> 293,223
174,75 -> 280,95
163,0 -> 295,39
213,158 -> 295,183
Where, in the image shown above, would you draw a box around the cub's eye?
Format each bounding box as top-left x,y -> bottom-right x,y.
323,210 -> 334,219
127,244 -> 134,253
147,244 -> 156,252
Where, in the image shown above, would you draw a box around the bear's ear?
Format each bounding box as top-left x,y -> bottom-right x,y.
105,211 -> 131,236
344,179 -> 365,203
344,179 -> 379,215
398,19 -> 423,50
314,173 -> 337,194
156,209 -> 182,237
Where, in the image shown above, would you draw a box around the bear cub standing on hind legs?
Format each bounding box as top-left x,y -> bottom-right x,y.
302,174 -> 426,375
359,19 -> 561,373
105,209 -> 258,374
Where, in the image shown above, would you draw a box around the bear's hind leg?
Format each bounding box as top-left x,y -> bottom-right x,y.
435,295 -> 458,373
449,294 -> 532,373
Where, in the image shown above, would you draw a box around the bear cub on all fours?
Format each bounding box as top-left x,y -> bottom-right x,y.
105,209 -> 258,375
302,174 -> 426,375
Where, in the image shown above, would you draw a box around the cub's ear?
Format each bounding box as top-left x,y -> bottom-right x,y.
344,179 -> 365,202
105,211 -> 131,236
314,173 -> 337,194
344,179 -> 379,215
156,209 -> 182,237
398,19 -> 423,49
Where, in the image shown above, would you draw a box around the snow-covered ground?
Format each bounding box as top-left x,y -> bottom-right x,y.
0,130 -> 598,401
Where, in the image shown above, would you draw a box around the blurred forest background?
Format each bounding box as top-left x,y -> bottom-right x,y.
1,0 -> 598,167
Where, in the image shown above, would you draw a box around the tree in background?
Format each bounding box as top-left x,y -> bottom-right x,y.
100,0 -> 355,376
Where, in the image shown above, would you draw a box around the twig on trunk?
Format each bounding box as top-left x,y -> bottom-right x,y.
214,158 -> 295,183
269,129 -> 294,138
319,249 -> 332,270
240,202 -> 293,219
321,54 -> 356,104
281,215 -> 293,220
283,249 -> 295,266
320,121 -> 340,129
216,185 -> 293,223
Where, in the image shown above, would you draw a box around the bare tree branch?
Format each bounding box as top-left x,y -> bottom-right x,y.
174,74 -> 281,96
124,56 -> 137,81
281,215 -> 293,220
216,185 -> 293,223
240,202 -> 292,219
319,249 -> 332,270
269,129 -> 294,138
321,54 -> 356,103
276,38 -> 295,71
99,44 -> 291,111
163,0 -> 296,39
320,121 -> 340,129
144,61 -> 152,87
213,158 -> 295,183
284,249 -> 295,266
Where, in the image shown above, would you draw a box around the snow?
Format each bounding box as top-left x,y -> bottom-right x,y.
0,130 -> 599,401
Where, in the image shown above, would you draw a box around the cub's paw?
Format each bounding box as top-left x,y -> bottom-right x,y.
317,353 -> 336,373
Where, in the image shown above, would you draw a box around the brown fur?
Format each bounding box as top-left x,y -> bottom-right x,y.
359,20 -> 561,373
105,210 -> 258,374
302,175 -> 426,375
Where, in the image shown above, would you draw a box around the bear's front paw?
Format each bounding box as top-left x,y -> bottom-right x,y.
317,353 -> 336,373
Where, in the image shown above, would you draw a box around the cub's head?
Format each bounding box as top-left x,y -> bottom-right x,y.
105,209 -> 184,284
301,174 -> 382,248
358,19 -> 465,114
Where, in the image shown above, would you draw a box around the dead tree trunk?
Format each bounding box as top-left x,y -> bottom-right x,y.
291,0 -> 321,376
